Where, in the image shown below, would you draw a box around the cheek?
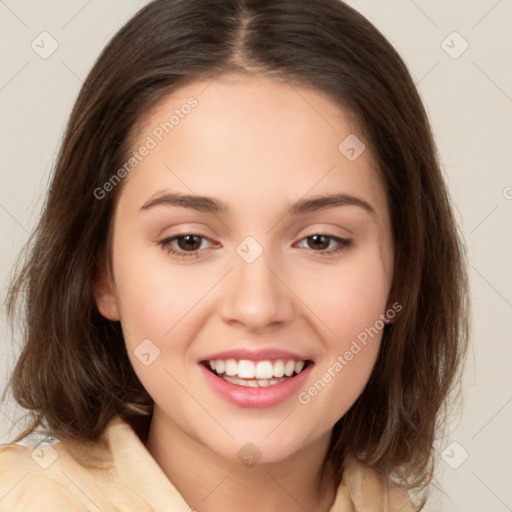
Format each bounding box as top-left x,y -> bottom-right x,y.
294,250 -> 391,345
293,249 -> 390,414
112,255 -> 199,404
297,302 -> 386,423
112,245 -> 207,343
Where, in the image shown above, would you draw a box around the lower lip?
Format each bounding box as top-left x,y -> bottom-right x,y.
199,363 -> 313,408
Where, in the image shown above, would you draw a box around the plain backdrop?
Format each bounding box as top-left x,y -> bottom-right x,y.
1,1 -> 511,510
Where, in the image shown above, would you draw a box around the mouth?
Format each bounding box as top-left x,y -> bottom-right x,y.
200,358 -> 313,388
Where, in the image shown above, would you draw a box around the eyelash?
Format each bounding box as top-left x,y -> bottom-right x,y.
158,233 -> 353,259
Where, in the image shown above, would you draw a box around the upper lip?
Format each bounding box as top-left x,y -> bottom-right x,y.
200,347 -> 310,362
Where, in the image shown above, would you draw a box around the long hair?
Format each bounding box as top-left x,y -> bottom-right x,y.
2,0 -> 469,502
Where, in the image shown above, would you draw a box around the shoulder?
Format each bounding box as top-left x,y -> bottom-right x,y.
0,441 -> 87,511
0,424 -> 119,511
334,456 -> 417,512
0,416 -> 190,511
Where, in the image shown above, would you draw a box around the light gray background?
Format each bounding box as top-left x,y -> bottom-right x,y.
1,1 -> 511,510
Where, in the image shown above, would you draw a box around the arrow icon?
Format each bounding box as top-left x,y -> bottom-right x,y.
236,236 -> 263,263
134,339 -> 161,366
338,134 -> 365,161
31,31 -> 59,59
440,31 -> 469,59
31,445 -> 59,468
441,440 -> 468,469
237,442 -> 262,467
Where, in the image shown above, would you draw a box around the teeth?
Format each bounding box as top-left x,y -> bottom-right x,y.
225,359 -> 238,376
284,360 -> 295,377
223,375 -> 288,387
238,360 -> 255,378
255,361 -> 273,379
295,361 -> 305,374
273,360 -> 285,377
207,358 -> 307,380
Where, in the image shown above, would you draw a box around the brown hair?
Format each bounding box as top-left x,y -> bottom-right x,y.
2,0 -> 469,504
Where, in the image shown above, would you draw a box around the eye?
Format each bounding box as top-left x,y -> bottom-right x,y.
158,233 -> 353,259
159,234 -> 217,258
295,234 -> 352,256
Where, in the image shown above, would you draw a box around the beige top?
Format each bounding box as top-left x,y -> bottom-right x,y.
0,416 -> 416,511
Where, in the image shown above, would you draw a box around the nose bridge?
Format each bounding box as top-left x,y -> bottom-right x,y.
219,238 -> 294,329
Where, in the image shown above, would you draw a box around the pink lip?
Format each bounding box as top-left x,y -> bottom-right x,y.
199,362 -> 313,408
200,347 -> 308,362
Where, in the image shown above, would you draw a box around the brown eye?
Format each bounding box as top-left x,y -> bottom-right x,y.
176,234 -> 203,251
296,234 -> 353,257
306,235 -> 330,250
159,233 -> 218,258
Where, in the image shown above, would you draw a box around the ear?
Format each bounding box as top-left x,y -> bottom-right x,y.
92,269 -> 120,321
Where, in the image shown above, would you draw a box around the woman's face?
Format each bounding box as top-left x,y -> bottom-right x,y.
95,72 -> 394,464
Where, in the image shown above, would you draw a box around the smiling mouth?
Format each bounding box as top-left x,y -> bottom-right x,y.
201,358 -> 312,388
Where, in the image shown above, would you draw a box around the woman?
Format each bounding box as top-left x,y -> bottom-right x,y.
0,1 -> 469,510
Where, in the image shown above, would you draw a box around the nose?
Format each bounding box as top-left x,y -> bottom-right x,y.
218,247 -> 295,332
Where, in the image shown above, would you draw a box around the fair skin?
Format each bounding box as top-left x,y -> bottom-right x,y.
94,72 -> 394,512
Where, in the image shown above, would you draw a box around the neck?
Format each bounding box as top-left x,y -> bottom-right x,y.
145,409 -> 338,512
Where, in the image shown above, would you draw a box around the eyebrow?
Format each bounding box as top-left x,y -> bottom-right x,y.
139,191 -> 376,217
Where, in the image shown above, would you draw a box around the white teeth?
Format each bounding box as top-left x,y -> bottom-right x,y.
294,361 -> 305,374
273,360 -> 285,377
223,375 -> 287,387
238,360 -> 255,379
207,358 -> 308,381
225,359 -> 238,376
284,360 -> 295,377
255,361 -> 274,379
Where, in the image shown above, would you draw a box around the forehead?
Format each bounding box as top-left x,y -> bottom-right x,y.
121,72 -> 386,217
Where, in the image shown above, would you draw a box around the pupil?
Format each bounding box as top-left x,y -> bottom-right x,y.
178,235 -> 201,251
309,235 -> 329,250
